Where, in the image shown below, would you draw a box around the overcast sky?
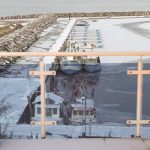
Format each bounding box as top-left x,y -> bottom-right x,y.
1,0 -> 150,6
0,0 -> 150,16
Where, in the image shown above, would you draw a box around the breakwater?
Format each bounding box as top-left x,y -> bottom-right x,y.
0,14 -> 57,64
1,11 -> 150,64
1,11 -> 150,20
56,11 -> 150,18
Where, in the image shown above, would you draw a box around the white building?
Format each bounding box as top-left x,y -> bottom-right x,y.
71,98 -> 96,124
33,93 -> 64,123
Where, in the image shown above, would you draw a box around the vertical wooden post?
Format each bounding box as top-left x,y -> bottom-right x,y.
127,60 -> 150,136
29,69 -> 57,137
136,59 -> 143,137
40,60 -> 46,138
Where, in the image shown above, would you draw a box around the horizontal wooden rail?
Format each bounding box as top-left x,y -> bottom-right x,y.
128,70 -> 150,75
0,51 -> 150,57
29,71 -> 56,76
127,120 -> 150,125
31,121 -> 57,125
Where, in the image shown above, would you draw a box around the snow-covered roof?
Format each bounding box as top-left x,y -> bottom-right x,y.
71,104 -> 95,110
76,98 -> 94,105
34,93 -> 64,104
71,98 -> 95,110
35,104 -> 60,108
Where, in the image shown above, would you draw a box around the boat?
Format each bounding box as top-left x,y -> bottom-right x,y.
70,97 -> 97,124
60,56 -> 81,75
0,64 -> 7,74
76,21 -> 89,26
83,56 -> 101,73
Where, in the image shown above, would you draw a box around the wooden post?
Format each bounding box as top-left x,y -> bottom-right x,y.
136,59 -> 143,137
127,59 -> 150,137
40,61 -> 46,139
29,64 -> 56,139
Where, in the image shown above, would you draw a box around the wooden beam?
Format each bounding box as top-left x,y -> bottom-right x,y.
40,61 -> 46,138
136,60 -> 143,137
29,71 -> 56,76
128,70 -> 150,75
127,120 -> 150,125
127,59 -> 146,137
1,51 -> 150,57
31,121 -> 57,126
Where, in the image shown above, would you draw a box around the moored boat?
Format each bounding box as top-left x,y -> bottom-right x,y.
83,56 -> 101,73
60,57 -> 81,75
76,21 -> 89,26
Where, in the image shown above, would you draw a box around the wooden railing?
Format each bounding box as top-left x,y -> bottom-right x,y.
0,51 -> 150,138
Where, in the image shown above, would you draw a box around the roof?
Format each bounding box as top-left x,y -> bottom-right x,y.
71,105 -> 95,110
35,104 -> 60,108
71,98 -> 95,109
76,98 -> 95,105
34,93 -> 64,104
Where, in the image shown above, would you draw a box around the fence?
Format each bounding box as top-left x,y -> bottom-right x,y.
0,51 -> 150,138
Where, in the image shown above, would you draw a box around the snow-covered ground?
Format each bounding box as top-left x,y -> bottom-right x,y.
139,22 -> 150,31
0,78 -> 39,124
0,18 -> 33,27
3,123 -> 150,139
0,18 -> 69,129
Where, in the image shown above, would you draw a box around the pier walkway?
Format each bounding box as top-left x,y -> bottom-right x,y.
1,138 -> 150,150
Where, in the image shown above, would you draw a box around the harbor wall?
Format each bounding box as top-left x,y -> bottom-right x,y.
0,14 -> 57,64
1,11 -> 150,20
56,11 -> 150,18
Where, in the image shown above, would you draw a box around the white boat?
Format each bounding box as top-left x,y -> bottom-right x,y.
60,57 -> 81,75
83,56 -> 101,73
76,21 -> 89,26
71,97 -> 97,124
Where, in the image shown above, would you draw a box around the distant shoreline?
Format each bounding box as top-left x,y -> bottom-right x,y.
1,11 -> 150,20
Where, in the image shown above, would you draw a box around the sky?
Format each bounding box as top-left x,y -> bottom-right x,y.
0,0 -> 150,16
1,0 -> 150,6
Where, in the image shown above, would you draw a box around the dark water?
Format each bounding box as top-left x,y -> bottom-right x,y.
1,63 -> 150,125
48,63 -> 150,124
1,0 -> 150,16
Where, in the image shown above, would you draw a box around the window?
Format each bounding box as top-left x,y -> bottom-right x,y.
86,110 -> 89,115
79,110 -> 83,115
73,110 -> 77,115
37,108 -> 41,114
90,110 -> 94,115
46,108 -> 52,116
53,108 -> 57,115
